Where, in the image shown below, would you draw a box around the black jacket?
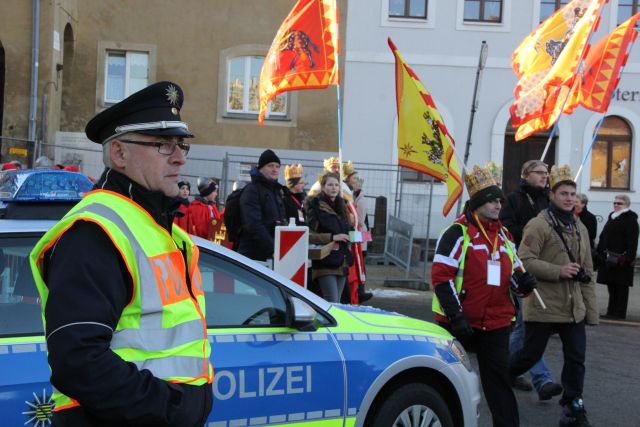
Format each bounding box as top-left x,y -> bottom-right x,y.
42,168 -> 212,426
306,194 -> 353,273
499,179 -> 549,246
596,209 -> 639,287
283,187 -> 306,226
236,168 -> 287,261
577,207 -> 597,249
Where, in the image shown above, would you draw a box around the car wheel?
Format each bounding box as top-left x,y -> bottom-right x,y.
371,383 -> 454,427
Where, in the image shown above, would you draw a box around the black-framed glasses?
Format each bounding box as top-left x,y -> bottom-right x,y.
530,170 -> 549,177
118,139 -> 190,156
613,201 -> 625,206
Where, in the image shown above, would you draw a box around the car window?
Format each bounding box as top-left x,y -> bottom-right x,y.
198,250 -> 288,328
0,235 -> 44,337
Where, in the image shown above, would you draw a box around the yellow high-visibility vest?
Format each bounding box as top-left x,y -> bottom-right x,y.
31,190 -> 213,411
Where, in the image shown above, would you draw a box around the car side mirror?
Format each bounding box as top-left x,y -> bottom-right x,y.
290,296 -> 318,332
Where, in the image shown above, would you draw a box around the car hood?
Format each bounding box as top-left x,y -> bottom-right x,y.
330,304 -> 451,339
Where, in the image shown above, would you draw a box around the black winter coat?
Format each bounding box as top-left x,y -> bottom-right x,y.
577,207 -> 597,250
236,168 -> 287,261
500,179 -> 549,246
596,209 -> 639,287
283,187 -> 306,226
306,195 -> 353,278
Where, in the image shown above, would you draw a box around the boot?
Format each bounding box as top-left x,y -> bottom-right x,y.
358,284 -> 373,303
559,398 -> 591,427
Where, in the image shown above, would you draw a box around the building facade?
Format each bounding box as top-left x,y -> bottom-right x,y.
0,0 -> 346,177
342,0 -> 640,237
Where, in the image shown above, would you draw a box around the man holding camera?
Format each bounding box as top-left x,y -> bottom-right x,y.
509,165 -> 599,427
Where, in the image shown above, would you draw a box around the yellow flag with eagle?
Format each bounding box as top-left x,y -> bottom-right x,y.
389,38 -> 462,216
510,0 -> 606,140
258,0 -> 339,126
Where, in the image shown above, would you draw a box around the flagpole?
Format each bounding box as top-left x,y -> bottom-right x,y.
574,113 -> 606,182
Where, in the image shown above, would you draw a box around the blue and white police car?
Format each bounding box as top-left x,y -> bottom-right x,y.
0,170 -> 480,427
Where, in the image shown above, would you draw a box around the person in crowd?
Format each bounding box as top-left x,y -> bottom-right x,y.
305,172 -> 354,303
283,163 -> 307,226
596,194 -> 638,320
29,81 -> 213,425
1,161 -> 19,171
35,155 -> 54,169
173,180 -> 191,230
432,164 -> 535,427
186,177 -> 222,240
343,161 -> 372,304
575,193 -> 597,251
510,164 -> 598,427
236,149 -> 286,262
500,159 -> 561,399
308,156 -> 351,197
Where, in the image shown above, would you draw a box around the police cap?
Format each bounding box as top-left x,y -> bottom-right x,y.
85,81 -> 194,144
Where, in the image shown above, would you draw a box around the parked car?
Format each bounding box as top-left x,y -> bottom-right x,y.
0,176 -> 481,427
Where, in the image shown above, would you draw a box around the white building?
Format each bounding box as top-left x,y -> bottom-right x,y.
342,0 -> 640,237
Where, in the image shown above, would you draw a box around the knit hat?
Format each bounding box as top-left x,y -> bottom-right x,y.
197,177 -> 217,197
177,180 -> 191,190
258,149 -> 281,169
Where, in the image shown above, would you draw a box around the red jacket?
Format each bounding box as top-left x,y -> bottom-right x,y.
185,198 -> 223,239
432,213 -> 518,330
173,202 -> 189,231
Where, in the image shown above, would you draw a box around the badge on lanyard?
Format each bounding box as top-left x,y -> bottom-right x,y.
298,209 -> 304,223
487,260 -> 501,286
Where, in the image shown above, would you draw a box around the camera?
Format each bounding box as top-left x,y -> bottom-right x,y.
574,267 -> 591,284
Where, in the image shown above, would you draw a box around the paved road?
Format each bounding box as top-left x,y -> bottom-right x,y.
363,287 -> 640,427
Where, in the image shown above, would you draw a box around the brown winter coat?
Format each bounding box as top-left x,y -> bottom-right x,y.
519,211 -> 599,325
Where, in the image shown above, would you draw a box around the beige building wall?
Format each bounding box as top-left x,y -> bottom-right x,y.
0,0 -> 346,166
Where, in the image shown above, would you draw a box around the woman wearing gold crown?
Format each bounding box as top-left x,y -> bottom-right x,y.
343,161 -> 373,304
283,163 -> 307,226
432,164 -> 538,427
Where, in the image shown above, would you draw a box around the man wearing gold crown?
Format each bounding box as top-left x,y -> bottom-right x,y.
509,165 -> 598,427
432,164 -> 538,427
283,163 -> 307,226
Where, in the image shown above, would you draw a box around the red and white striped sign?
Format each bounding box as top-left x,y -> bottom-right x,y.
274,221 -> 309,287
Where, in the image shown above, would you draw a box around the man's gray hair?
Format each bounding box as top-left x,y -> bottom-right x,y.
615,194 -> 631,206
102,140 -> 112,168
577,193 -> 588,205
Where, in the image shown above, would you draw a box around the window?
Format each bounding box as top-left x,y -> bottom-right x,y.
540,0 -> 569,22
590,116 -> 632,190
618,0 -> 639,24
388,0 -> 428,19
104,51 -> 148,104
199,250 -> 288,327
0,235 -> 44,337
226,56 -> 286,118
464,0 -> 503,22
400,169 -> 438,183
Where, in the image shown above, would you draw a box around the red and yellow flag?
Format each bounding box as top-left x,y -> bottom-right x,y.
258,0 -> 339,126
510,0 -> 605,140
389,38 -> 462,216
578,13 -> 640,112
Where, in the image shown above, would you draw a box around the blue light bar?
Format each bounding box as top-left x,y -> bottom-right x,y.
0,170 -> 94,202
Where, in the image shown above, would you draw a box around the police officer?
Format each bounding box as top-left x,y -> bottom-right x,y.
30,81 -> 213,426
432,164 -> 537,427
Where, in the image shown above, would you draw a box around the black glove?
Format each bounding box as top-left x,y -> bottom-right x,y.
449,313 -> 474,340
511,271 -> 537,297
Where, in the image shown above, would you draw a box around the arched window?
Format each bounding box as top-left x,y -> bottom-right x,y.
590,116 -> 632,190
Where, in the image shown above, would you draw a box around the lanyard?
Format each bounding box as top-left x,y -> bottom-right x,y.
290,194 -> 302,208
473,212 -> 499,258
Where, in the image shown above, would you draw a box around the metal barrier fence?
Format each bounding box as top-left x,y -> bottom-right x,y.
32,142 -> 449,283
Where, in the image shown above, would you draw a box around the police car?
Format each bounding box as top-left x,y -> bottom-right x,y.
0,170 -> 480,427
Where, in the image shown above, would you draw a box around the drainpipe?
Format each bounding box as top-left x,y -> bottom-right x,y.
28,0 -> 40,147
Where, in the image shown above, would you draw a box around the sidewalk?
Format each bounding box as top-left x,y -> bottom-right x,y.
365,262 -> 640,324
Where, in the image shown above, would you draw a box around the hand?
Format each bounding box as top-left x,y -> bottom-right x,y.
560,262 -> 581,279
449,313 -> 474,340
512,271 -> 537,296
332,233 -> 349,242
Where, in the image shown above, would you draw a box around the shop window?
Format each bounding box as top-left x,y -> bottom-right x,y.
464,0 -> 503,22
226,56 -> 287,118
388,0 -> 428,19
590,116 -> 632,190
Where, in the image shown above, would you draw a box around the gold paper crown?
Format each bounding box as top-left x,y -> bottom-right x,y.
549,164 -> 574,188
323,157 -> 340,172
486,161 -> 503,187
342,160 -> 356,177
284,163 -> 304,181
463,165 -> 498,198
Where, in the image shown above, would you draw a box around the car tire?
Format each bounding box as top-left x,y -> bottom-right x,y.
371,383 -> 454,427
